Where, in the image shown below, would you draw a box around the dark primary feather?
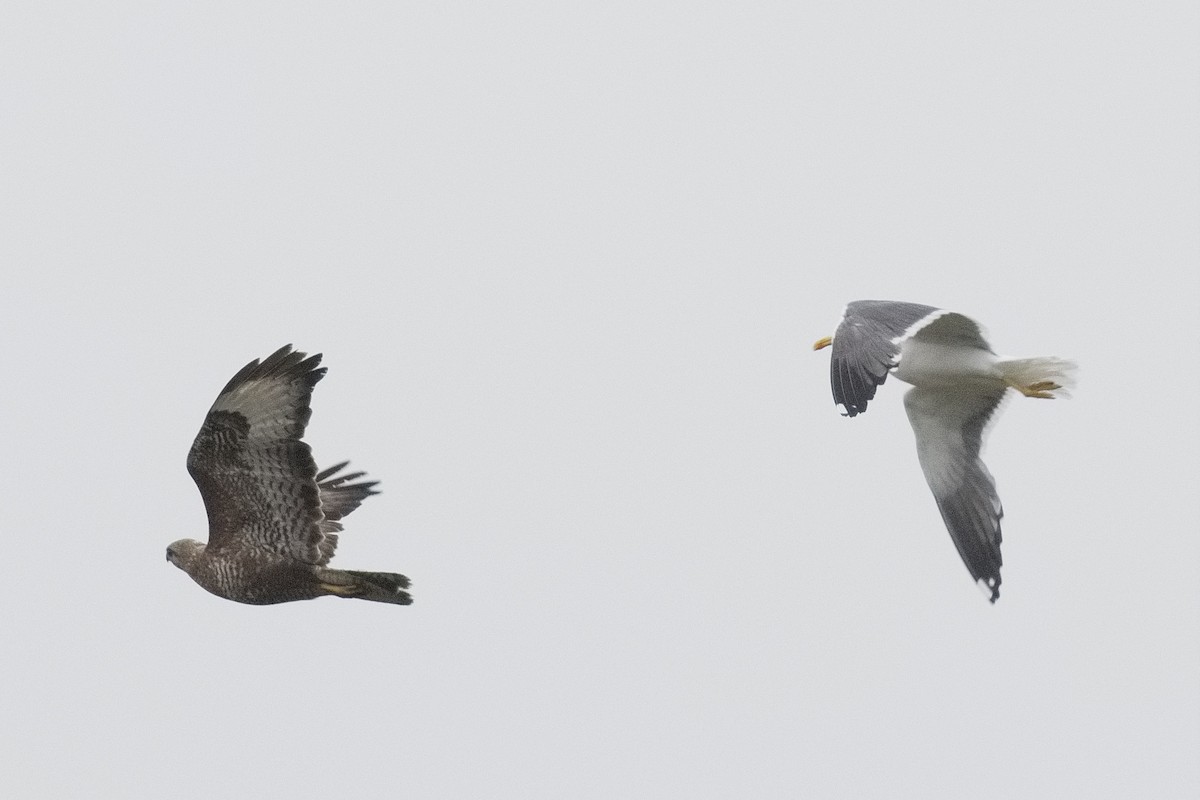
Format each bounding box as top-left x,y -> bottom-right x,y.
316,461 -> 380,522
186,345 -> 331,563
830,300 -> 939,416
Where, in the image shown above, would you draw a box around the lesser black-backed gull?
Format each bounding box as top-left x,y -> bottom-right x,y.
813,300 -> 1076,603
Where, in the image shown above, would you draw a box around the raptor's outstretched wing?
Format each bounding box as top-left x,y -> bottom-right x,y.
186,345 -> 328,563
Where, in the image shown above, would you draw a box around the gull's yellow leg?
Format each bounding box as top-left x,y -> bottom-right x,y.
1009,379 -> 1062,399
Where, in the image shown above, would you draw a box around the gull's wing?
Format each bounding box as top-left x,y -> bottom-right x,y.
186,345 -> 329,563
829,300 -> 941,416
903,384 -> 1007,602
907,310 -> 993,352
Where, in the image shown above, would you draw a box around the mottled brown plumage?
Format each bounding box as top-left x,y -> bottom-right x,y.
167,345 -> 412,605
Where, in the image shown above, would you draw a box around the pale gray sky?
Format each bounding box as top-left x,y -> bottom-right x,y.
2,3 -> 1197,798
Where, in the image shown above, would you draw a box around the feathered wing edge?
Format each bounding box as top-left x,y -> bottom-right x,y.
211,345 -> 326,420
313,461 -> 381,563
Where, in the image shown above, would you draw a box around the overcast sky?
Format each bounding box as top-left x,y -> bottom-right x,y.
2,3 -> 1197,798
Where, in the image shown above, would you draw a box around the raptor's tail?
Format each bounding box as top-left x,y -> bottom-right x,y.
319,569 -> 413,605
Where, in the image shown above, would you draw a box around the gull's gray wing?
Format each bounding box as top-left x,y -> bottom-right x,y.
830,300 -> 941,416
903,384 -> 1007,602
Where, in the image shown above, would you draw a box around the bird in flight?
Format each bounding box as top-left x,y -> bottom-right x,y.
813,301 -> 1075,602
167,345 -> 412,606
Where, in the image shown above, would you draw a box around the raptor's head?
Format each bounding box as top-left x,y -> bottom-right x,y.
165,538 -> 205,572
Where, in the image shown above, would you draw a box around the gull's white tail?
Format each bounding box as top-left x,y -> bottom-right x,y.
998,356 -> 1078,397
